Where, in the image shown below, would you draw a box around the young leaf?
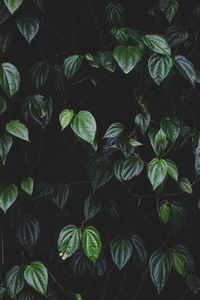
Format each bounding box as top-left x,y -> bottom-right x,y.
82,225 -> 102,264
148,158 -> 168,190
160,202 -> 170,224
135,112 -> 151,135
160,117 -> 180,144
6,120 -> 29,141
89,156 -> 113,189
174,55 -> 196,87
142,34 -> 171,55
0,133 -> 13,165
5,266 -> 24,298
0,96 -> 7,115
110,237 -> 132,270
114,157 -> 144,181
149,250 -> 172,294
129,139 -> 143,147
71,110 -> 96,145
58,225 -> 82,259
174,245 -> 194,273
171,250 -> 185,276
0,182 -> 18,213
130,234 -> 147,271
148,53 -> 173,85
178,178 -> 192,194
105,2 -> 125,27
52,183 -> 69,209
63,55 -> 83,80
4,0 -> 23,14
113,45 -> 142,74
165,0 -> 179,23
166,159 -> 178,181
16,216 -> 39,256
59,109 -> 74,130
100,51 -> 117,72
103,122 -> 124,139
21,177 -> 34,195
0,63 -> 20,97
30,61 -> 49,90
17,13 -> 39,43
24,261 -> 48,296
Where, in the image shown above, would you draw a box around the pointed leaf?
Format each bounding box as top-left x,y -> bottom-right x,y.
166,159 -> 178,181
195,146 -> 200,177
171,250 -> 185,276
169,202 -> 184,234
5,266 -> 24,298
82,225 -> 102,264
89,156 -> 113,189
110,237 -> 132,270
186,273 -> 200,294
30,61 -> 49,90
52,183 -> 69,209
17,13 -> 39,43
148,53 -> 173,85
0,287 -> 6,300
58,225 -> 82,259
130,234 -> 147,271
63,55 -> 83,80
59,109 -> 74,130
103,122 -> 124,139
165,1 -> 179,23
84,195 -> 102,220
142,34 -> 171,55
0,182 -> 18,213
0,133 -> 12,165
0,63 -> 20,97
100,51 -> 117,72
105,2 -> 125,27
160,117 -> 180,144
160,202 -> 170,224
6,120 -> 29,141
114,157 -> 144,181
70,250 -> 88,278
21,177 -> 34,195
178,178 -> 192,194
148,158 -> 168,190
174,55 -> 196,87
135,112 -> 151,135
4,0 -> 23,14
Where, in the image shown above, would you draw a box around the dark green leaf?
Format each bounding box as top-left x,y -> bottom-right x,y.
70,250 -> 88,278
84,194 -> 102,220
186,273 -> 200,294
52,183 -> 69,209
169,202 -> 184,234
21,177 -> 34,195
195,146 -> 200,177
4,0 -> 23,14
142,34 -> 171,55
0,182 -> 18,213
165,1 -> 178,23
148,53 -> 173,85
130,234 -> 147,271
110,237 -> 132,270
88,253 -> 107,277
17,13 -> 39,43
0,133 -> 12,165
160,117 -> 180,144
148,128 -> 168,156
166,159 -> 178,181
0,96 -> 6,115
135,112 -> 151,135
63,55 -> 83,80
29,94 -> 52,128
6,120 -> 29,141
105,3 -> 125,27
160,202 -> 170,224
100,51 -> 117,72
174,245 -> 194,273
0,63 -> 20,97
171,250 -> 185,276
166,26 -> 188,48
174,55 -> 196,87
148,158 -> 168,190
58,225 -> 82,259
103,122 -> 124,139
5,266 -> 24,298
111,27 -> 128,44
178,178 -> 192,194
0,287 -> 6,300
114,157 -> 144,181
89,156 -> 113,189
124,28 -> 141,45
82,225 -> 102,264
30,61 -> 49,90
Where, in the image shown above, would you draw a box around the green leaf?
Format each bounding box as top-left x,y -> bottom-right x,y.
195,146 -> 200,177
160,117 -> 180,144
28,94 -> 52,128
0,63 -> 20,97
171,250 -> 185,276
84,195 -> 102,220
103,122 -> 124,139
113,45 -> 142,74
148,53 -> 173,85
178,178 -> 192,194
114,157 -> 144,181
0,133 -> 12,165
169,202 -> 184,234
130,234 -> 147,271
0,287 -> 6,300
16,216 -> 39,256
18,290 -> 36,300
142,34 -> 171,55
52,183 -> 69,209
165,1 -> 179,23
17,13 -> 39,43
186,273 -> 200,294
148,128 -> 168,156
6,120 -> 29,141
110,237 -> 132,270
21,177 -> 34,195
89,156 -> 113,189
4,0 -> 23,14
85,53 -> 101,68
59,109 -> 74,130
160,202 -> 170,224
24,261 -> 48,296
30,61 -> 49,90
71,110 -> 96,145
159,0 -> 171,12
149,250 -> 172,294
174,55 -> 196,87
174,245 -> 194,273
166,159 -> 178,181
148,158 -> 168,190
135,112 -> 151,135
111,27 -> 128,44
5,266 -> 25,298
0,96 -> 6,115
105,2 -> 125,27
70,250 -> 88,278
58,225 -> 82,259
63,55 -> 83,80
100,51 -> 117,72
88,253 -> 107,277
82,225 -> 102,264
0,182 -> 18,213
129,139 -> 143,147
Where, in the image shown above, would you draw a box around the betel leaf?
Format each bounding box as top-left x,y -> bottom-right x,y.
63,55 -> 83,80
85,53 -> 101,68
110,237 -> 132,270
174,55 -> 196,87
142,34 -> 171,55
24,261 -> 48,296
52,183 -> 69,209
17,13 -> 39,44
0,63 -> 20,97
186,273 -> 200,294
113,45 -> 142,74
103,122 -> 124,139
148,128 -> 168,156
169,202 -> 184,234
16,215 -> 39,256
130,234 -> 147,271
18,290 -> 36,300
129,139 -> 143,147
70,250 -> 88,278
105,2 -> 125,27
135,112 -> 151,135
82,225 -> 102,264
0,133 -> 13,165
160,202 -> 170,224
6,120 -> 29,141
0,96 -> 6,115
58,225 -> 82,259
178,178 -> 192,194
28,94 -> 52,128
100,51 -> 117,72
174,245 -> 194,273
111,27 -> 128,44
71,110 -> 96,145
171,250 -> 185,276
4,0 -> 23,14
148,158 -> 168,190
89,156 -> 113,190
88,253 -> 107,277
148,53 -> 173,85
59,109 -> 74,130
166,26 -> 188,48
159,0 -> 171,12
84,194 -> 102,220
165,0 -> 178,23
30,61 -> 49,90
0,182 -> 18,213
195,146 -> 200,177
149,249 -> 172,294
166,159 -> 178,181
21,177 -> 34,195
0,287 -> 6,300
5,266 -> 24,298
160,117 -> 180,144
114,157 -> 144,181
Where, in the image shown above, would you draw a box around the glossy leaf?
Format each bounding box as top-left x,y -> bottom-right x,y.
105,2 -> 125,27
6,120 -> 29,141
82,225 -> 102,264
111,27 -> 128,44
166,159 -> 178,181
148,53 -> 173,85
174,55 -> 196,87
135,112 -> 151,135
63,55 -> 83,80
100,51 -> 117,72
30,61 -> 49,90
0,133 -> 12,165
0,96 -> 6,115
4,0 -> 23,14
178,178 -> 192,194
24,261 -> 48,296
5,266 -> 24,298
159,0 -> 171,12
89,156 -> 113,189
59,109 -> 74,130
103,122 -> 124,139
130,234 -> 147,271
110,237 -> 132,270
169,202 -> 184,234
129,139 -> 143,147
29,94 -> 52,128
171,250 -> 185,276
58,225 -> 82,259
0,182 -> 18,213
160,202 -> 170,224
17,13 -> 39,43
174,245 -> 194,273
18,290 -> 36,300
52,183 -> 69,209
113,45 -> 142,74
0,63 -> 20,97
70,250 -> 88,278
84,195 -> 102,220
160,117 -> 180,144
165,1 -> 178,23
21,177 -> 34,195
114,157 -> 144,181
142,34 -> 171,55
148,128 -> 168,156
71,110 -> 96,145
148,158 -> 168,190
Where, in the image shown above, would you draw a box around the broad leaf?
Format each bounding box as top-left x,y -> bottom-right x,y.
0,182 -> 18,213
169,202 -> 184,234
178,178 -> 192,194
88,253 -> 107,277
52,183 -> 69,209
174,55 -> 196,87
165,1 -> 179,23
111,27 -> 128,44
148,158 -> 168,190
28,94 -> 52,128
30,61 -> 49,90
160,117 -> 180,144
135,112 -> 151,135
174,245 -> 194,273
6,120 -> 29,141
0,96 -> 6,115
0,63 -> 20,97
148,53 -> 173,85
166,159 -> 178,181
4,0 -> 23,14
17,13 -> 39,43
114,157 -> 144,181
149,250 -> 172,293
59,109 -> 74,130
130,234 -> 147,271
70,250 -> 88,278
89,156 -> 113,189
16,216 -> 39,256
113,45 -> 142,74
103,122 -> 124,139
5,266 -> 24,298
171,250 -> 185,276
71,110 -> 96,145
63,55 -> 83,80
100,50 -> 117,72
58,225 -> 82,259
24,261 -> 48,296
142,34 -> 171,55
82,225 -> 102,264
105,2 -> 125,27
110,237 -> 132,270
159,0 -> 171,12
84,195 -> 102,220
18,290 -> 36,300
160,202 -> 170,224
166,26 -> 188,48
21,177 -> 34,195
0,133 -> 12,165
148,128 -> 168,156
